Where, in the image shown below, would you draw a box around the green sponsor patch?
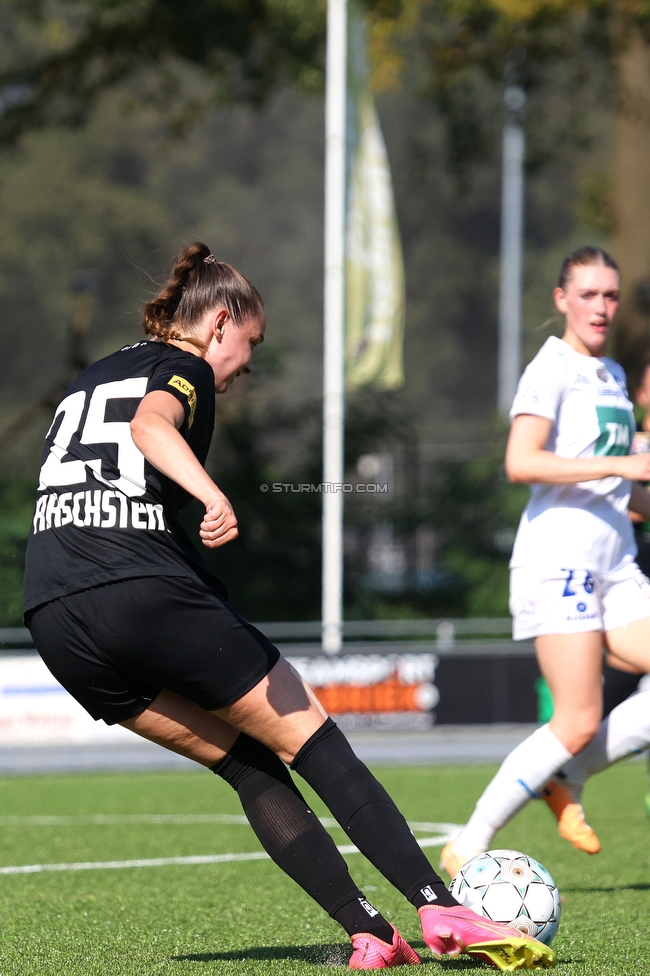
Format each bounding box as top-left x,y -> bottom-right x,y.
595,405 -> 634,456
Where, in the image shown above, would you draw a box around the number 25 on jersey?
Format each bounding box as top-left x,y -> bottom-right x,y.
38,378 -> 148,498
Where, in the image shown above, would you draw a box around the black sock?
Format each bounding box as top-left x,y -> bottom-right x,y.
212,733 -> 394,940
410,883 -> 458,910
290,719 -> 458,909
333,896 -> 395,941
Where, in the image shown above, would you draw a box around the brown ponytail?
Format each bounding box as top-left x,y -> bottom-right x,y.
143,242 -> 264,346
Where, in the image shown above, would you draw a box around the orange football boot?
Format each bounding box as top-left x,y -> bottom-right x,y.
542,779 -> 600,854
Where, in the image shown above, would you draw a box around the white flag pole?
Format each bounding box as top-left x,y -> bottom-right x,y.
497,83 -> 526,416
322,0 -> 347,655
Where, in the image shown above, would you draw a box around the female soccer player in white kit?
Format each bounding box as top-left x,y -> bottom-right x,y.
441,246 -> 650,877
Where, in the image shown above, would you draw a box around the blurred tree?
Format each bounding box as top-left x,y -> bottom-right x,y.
0,0 -> 327,141
0,0 -> 604,144
610,13 -> 650,380
0,480 -> 35,626
424,450 -> 529,617
343,426 -> 529,619
0,0 -> 641,384
179,387 -> 412,621
368,0 -> 650,376
0,0 -> 638,624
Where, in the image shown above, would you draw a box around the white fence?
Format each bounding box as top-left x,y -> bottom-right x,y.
0,655 -> 133,746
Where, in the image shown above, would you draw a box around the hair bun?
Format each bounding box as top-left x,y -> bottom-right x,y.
142,242 -> 264,338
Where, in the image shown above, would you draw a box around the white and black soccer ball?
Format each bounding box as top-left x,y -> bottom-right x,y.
449,849 -> 561,946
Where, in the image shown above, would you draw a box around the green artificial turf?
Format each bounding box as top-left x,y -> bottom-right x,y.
0,759 -> 646,975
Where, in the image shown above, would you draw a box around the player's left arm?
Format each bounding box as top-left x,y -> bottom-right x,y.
130,390 -> 238,548
628,481 -> 650,522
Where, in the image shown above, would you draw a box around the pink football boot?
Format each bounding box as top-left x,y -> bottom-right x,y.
349,924 -> 421,969
418,905 -> 555,970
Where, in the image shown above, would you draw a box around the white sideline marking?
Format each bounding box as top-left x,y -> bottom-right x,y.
0,852 -> 270,875
0,814 -> 251,827
0,814 -> 460,834
0,823 -> 462,876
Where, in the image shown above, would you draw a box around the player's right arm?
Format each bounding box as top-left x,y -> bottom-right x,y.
130,390 -> 238,548
506,414 -> 650,484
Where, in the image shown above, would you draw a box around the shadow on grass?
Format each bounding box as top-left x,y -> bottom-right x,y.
424,953 -> 579,969
174,944 -> 488,968
174,945 -> 350,966
563,883 -> 650,893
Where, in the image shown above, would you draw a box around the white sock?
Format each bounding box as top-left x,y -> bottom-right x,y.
560,689 -> 650,792
457,725 -> 571,851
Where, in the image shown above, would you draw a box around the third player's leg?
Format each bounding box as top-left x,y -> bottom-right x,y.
535,630 -> 604,754
440,631 -> 603,875
606,615 -> 650,673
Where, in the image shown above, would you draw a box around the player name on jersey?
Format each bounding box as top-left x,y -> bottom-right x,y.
23,342 -> 218,613
32,488 -> 167,535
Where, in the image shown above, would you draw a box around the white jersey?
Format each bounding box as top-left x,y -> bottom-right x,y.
509,336 -> 636,576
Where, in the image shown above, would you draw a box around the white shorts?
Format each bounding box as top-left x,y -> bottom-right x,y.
510,563 -> 650,641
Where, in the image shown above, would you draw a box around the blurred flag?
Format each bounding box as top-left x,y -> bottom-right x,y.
345,0 -> 405,391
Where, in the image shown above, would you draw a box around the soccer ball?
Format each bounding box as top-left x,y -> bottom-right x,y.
449,849 -> 561,946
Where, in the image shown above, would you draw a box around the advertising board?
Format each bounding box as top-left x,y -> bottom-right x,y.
286,653 -> 438,730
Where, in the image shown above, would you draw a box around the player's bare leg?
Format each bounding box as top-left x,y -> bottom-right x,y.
121,688 -> 237,765
441,632 -> 602,877
545,686 -> 650,855
541,644 -> 644,854
605,616 -> 650,673
123,672 -> 554,969
536,632 -> 603,754
212,656 -> 328,761
540,617 -> 650,853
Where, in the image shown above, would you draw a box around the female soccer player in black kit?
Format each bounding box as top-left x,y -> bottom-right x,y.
23,243 -> 554,971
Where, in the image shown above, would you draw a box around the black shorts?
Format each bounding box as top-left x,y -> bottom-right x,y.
27,576 -> 281,725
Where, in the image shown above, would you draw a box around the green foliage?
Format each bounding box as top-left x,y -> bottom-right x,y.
576,170 -> 614,236
0,98 -> 174,431
0,479 -> 35,626
196,400 -> 324,622
344,432 -> 529,619
0,0 -> 328,145
426,449 -> 529,615
0,0 -> 621,627
0,0 -> 618,446
193,389 -> 413,621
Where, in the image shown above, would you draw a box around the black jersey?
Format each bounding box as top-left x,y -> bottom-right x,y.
23,341 -> 222,613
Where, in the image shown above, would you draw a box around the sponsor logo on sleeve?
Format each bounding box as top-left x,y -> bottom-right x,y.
167,375 -> 197,428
